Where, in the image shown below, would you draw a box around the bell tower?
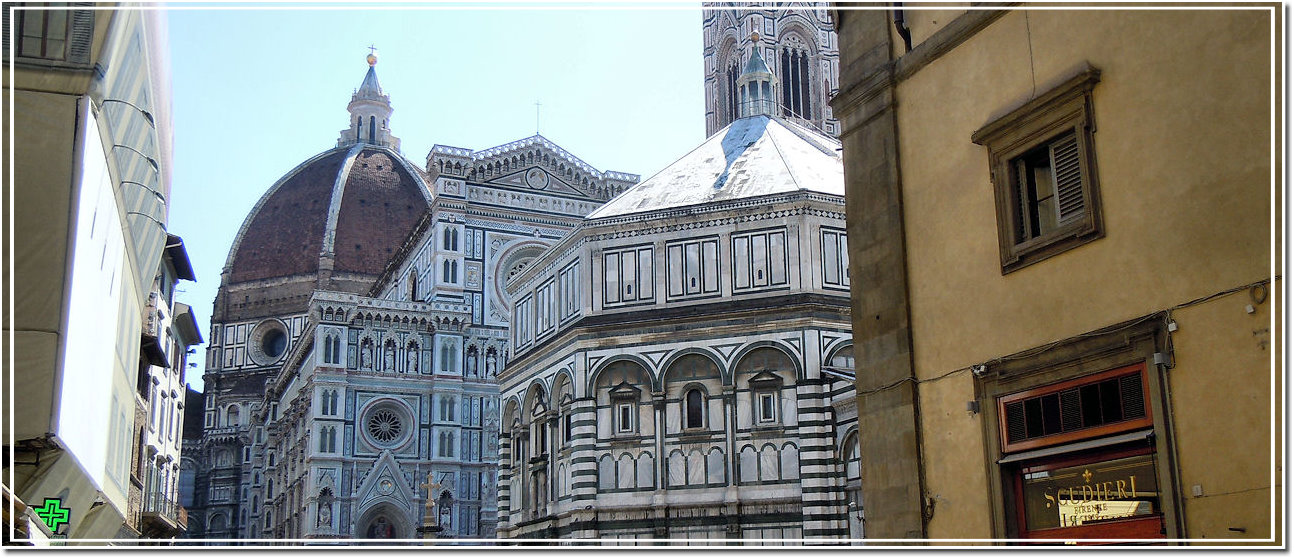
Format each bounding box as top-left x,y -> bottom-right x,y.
701,5 -> 841,136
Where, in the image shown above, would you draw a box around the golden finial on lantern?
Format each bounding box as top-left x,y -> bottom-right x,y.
750,31 -> 760,44
366,45 -> 378,66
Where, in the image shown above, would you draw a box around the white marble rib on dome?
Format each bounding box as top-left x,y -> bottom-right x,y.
586,115 -> 843,220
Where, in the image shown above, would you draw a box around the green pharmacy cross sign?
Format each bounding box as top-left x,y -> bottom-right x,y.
33,498 -> 71,532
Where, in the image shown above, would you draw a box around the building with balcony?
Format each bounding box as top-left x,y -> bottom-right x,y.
129,236 -> 202,540
3,5 -> 180,543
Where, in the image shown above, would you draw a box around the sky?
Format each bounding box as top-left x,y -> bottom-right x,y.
165,4 -> 709,391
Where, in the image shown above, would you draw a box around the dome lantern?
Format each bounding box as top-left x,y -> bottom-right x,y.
338,49 -> 401,150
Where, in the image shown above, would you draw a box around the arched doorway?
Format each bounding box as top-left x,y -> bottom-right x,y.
357,503 -> 408,540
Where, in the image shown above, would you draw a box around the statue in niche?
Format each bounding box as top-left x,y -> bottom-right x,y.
407,348 -> 419,373
485,352 -> 497,377
360,341 -> 373,370
466,351 -> 478,377
383,343 -> 395,372
317,502 -> 331,527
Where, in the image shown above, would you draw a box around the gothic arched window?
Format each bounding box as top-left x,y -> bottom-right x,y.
368,115 -> 376,143
408,269 -> 418,301
726,61 -> 741,124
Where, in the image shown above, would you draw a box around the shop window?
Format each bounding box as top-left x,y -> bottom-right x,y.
972,65 -> 1103,274
978,317 -> 1173,541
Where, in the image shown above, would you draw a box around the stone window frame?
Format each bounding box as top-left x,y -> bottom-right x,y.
972,65 -> 1104,274
973,315 -> 1182,540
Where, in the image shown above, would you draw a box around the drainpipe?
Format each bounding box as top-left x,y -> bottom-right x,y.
893,3 -> 913,53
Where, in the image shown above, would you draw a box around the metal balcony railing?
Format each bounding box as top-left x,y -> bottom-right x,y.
142,492 -> 183,530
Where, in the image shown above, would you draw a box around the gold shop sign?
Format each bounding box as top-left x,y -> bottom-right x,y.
1021,454 -> 1159,531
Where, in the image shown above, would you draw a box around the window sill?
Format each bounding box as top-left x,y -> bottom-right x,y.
1001,220 -> 1102,275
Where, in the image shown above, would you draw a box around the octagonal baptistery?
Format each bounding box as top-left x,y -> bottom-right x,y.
213,144 -> 433,323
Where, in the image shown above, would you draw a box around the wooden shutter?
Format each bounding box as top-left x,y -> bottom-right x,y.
1014,158 -> 1031,242
1050,131 -> 1085,224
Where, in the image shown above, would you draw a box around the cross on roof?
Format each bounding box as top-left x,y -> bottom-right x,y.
368,44 -> 378,56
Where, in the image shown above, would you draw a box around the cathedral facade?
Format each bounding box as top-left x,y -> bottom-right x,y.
186,54 -> 635,542
703,4 -> 840,136
495,47 -> 861,544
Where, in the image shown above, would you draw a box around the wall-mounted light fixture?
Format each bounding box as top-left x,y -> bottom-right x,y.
97,98 -> 155,128
111,144 -> 159,172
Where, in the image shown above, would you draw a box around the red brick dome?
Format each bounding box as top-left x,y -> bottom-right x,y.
215,144 -> 433,322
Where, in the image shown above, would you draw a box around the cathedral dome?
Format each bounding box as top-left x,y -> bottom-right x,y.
215,144 -> 433,322
214,53 -> 431,322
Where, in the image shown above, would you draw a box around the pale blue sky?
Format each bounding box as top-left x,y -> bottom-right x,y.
165,5 -> 708,391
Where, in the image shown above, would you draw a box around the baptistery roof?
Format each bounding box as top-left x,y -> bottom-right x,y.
585,115 -> 842,220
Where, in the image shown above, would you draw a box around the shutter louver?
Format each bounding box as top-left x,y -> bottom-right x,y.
1060,388 -> 1082,431
1005,401 -> 1027,443
1120,374 -> 1145,419
1051,132 -> 1085,223
67,5 -> 94,65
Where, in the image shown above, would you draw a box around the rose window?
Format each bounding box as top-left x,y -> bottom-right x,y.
367,409 -> 403,444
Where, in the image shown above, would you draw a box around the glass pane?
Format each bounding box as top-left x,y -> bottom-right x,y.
1021,453 -> 1160,532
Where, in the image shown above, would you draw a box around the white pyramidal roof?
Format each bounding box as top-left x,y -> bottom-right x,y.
586,115 -> 843,220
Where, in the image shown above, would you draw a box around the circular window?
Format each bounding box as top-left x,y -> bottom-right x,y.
248,320 -> 289,366
361,401 -> 412,448
367,409 -> 403,443
261,329 -> 287,358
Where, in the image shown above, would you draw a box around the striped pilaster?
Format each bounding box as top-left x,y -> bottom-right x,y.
497,430 -> 513,531
796,382 -> 849,541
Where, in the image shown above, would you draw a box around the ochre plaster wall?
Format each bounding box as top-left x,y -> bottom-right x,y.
886,8 -> 1277,542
